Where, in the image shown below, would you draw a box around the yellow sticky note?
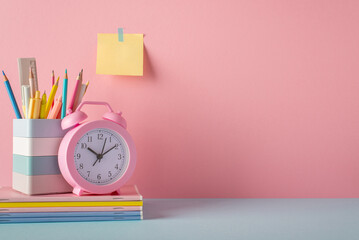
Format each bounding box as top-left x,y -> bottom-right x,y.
96,33 -> 143,76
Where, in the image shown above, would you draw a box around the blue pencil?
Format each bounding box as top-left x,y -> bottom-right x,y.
2,71 -> 22,119
61,69 -> 68,118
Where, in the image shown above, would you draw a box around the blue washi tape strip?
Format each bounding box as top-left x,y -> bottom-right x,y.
118,28 -> 124,42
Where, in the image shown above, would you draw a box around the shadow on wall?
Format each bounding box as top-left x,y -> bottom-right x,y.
143,46 -> 156,79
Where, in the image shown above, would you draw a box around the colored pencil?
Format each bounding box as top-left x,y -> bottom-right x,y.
61,69 -> 68,118
51,70 -> 55,107
52,70 -> 55,86
75,81 -> 89,110
44,77 -> 59,118
73,69 -> 83,110
68,73 -> 81,113
2,71 -> 22,119
29,68 -> 36,98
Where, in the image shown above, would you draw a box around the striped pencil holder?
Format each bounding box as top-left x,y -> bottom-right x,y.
12,119 -> 72,195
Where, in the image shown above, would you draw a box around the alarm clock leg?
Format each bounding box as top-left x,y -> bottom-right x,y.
73,187 -> 85,196
114,189 -> 121,195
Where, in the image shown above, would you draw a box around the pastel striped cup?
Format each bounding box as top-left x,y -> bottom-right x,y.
12,119 -> 72,195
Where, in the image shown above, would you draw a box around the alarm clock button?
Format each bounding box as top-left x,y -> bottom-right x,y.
61,110 -> 88,130
103,111 -> 127,129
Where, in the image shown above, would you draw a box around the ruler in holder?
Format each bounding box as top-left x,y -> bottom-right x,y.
18,58 -> 38,89
17,58 -> 39,105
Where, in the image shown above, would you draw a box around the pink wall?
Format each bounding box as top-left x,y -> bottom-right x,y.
1,0 -> 359,198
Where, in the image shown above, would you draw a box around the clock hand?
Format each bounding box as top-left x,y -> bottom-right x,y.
101,138 -> 107,155
102,145 -> 117,156
93,158 -> 100,167
87,147 -> 99,156
98,138 -> 107,163
88,147 -> 101,166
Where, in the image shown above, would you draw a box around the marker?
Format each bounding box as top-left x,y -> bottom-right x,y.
27,98 -> 35,119
48,96 -> 62,119
2,71 -> 22,119
23,85 -> 30,119
32,91 -> 41,119
39,91 -> 47,119
21,86 -> 26,117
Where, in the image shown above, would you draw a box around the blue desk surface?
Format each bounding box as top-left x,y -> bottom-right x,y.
1,198 -> 358,240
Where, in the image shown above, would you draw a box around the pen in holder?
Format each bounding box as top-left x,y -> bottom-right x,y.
12,119 -> 72,195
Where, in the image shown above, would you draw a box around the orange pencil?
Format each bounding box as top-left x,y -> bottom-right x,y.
51,70 -> 55,107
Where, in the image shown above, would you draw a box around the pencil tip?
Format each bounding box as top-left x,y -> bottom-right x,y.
2,71 -> 5,76
65,69 -> 67,74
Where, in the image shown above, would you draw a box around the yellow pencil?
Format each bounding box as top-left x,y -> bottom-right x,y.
84,81 -> 89,94
44,77 -> 59,118
39,91 -> 47,119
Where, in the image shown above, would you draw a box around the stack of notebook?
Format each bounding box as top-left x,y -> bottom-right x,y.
0,185 -> 142,223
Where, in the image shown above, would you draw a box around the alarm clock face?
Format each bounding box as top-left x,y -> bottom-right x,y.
73,128 -> 129,185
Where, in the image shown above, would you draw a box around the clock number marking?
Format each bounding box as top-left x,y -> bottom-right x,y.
79,163 -> 83,169
87,136 -> 93,142
98,133 -> 104,140
118,154 -> 122,160
115,164 -> 119,170
115,144 -> 119,149
108,171 -> 112,177
97,174 -> 101,180
81,143 -> 87,149
87,171 -> 90,177
76,153 -> 81,159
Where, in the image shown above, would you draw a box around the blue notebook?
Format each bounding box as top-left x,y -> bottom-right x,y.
0,211 -> 141,218
0,215 -> 142,223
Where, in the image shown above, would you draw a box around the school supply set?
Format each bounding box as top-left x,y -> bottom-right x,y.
3,58 -> 89,195
2,57 -> 141,223
0,185 -> 143,223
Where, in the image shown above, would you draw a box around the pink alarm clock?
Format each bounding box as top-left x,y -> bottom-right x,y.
58,101 -> 137,196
